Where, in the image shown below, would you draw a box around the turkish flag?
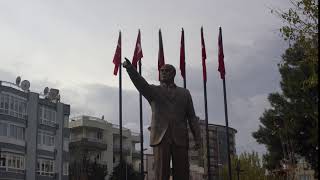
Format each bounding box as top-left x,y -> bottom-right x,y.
113,32 -> 121,76
158,29 -> 165,80
218,27 -> 225,79
132,30 -> 143,69
201,27 -> 207,82
180,28 -> 186,80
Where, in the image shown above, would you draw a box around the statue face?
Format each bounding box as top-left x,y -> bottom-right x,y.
160,64 -> 176,83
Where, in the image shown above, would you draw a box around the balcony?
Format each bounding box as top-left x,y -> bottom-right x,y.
113,144 -> 131,154
132,149 -> 141,159
70,137 -> 107,150
131,132 -> 140,143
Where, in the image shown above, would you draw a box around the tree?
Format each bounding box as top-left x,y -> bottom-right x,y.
69,147 -> 108,180
69,159 -> 108,180
253,41 -> 318,177
108,161 -> 140,180
273,0 -> 318,88
221,152 -> 283,180
252,1 -> 318,177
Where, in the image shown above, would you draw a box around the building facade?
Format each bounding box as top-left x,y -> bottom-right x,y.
143,120 -> 237,180
188,120 -> 237,180
144,154 -> 155,180
294,158 -> 317,180
0,80 -> 70,180
69,115 -> 141,180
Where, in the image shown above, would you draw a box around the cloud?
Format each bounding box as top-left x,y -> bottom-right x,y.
0,0 -> 292,156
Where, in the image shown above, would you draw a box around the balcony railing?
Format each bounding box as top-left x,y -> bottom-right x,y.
132,149 -> 141,158
0,81 -> 24,92
131,132 -> 140,137
70,137 -> 104,144
113,144 -> 131,153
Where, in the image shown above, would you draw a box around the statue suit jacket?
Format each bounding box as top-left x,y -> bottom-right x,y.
126,65 -> 201,147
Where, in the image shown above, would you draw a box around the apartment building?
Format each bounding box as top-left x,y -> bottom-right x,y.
188,120 -> 237,180
0,79 -> 70,180
69,115 -> 140,180
143,120 -> 237,180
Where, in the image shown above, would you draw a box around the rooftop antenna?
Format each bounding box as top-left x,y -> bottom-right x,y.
15,76 -> 21,86
43,87 -> 49,97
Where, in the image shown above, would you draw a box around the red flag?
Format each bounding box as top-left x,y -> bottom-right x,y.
218,27 -> 225,79
158,29 -> 165,80
201,27 -> 207,82
132,30 -> 143,69
180,28 -> 186,80
113,31 -> 121,76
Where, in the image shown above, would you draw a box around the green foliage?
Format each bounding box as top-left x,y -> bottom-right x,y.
69,147 -> 108,180
69,159 -> 108,180
220,152 -> 283,180
108,161 -> 140,180
253,41 -> 318,177
253,1 -> 319,177
273,0 -> 318,88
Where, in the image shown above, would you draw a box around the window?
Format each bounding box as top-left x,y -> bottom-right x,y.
0,122 -> 24,140
0,152 -> 25,171
9,124 -> 24,140
97,131 -> 103,139
0,122 -> 8,136
299,175 -> 311,180
63,138 -> 69,152
0,153 -> 6,167
0,93 -> 26,119
38,131 -> 55,147
63,162 -> 69,175
39,106 -> 56,126
37,159 -> 55,176
64,115 -> 69,128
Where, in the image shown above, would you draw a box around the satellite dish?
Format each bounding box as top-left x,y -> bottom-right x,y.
20,80 -> 30,91
44,87 -> 49,96
48,88 -> 59,100
16,76 -> 21,86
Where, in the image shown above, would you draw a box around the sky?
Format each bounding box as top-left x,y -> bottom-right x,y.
0,0 -> 291,155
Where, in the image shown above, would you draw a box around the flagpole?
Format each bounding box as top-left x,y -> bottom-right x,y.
203,80 -> 211,180
218,27 -> 232,180
201,26 -> 211,180
119,34 -> 123,180
138,60 -> 144,180
223,78 -> 232,180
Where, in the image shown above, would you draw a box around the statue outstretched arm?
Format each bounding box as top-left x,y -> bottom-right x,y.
123,58 -> 154,102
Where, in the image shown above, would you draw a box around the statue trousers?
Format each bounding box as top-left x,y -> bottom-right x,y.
153,130 -> 190,180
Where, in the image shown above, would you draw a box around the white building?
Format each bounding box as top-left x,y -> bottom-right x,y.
0,79 -> 70,180
69,115 -> 141,179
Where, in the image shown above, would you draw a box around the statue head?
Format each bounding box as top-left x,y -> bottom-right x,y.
160,64 -> 176,84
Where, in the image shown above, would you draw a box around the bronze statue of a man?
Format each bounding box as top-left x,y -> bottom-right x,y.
123,59 -> 201,180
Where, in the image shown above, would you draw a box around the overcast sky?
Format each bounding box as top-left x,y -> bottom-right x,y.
0,0 -> 291,155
